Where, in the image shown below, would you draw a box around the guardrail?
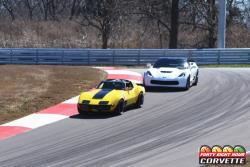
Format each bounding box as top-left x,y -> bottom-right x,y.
0,48 -> 249,65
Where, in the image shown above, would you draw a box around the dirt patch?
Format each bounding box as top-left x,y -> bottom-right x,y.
0,65 -> 106,124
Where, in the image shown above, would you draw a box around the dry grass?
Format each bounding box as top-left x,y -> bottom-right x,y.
0,20 -> 249,48
0,21 -> 88,48
0,65 -> 106,124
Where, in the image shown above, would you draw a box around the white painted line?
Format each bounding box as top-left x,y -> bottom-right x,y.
62,95 -> 79,104
3,114 -> 68,129
105,70 -> 142,76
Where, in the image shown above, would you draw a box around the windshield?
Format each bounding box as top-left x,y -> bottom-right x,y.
98,81 -> 125,90
153,59 -> 187,68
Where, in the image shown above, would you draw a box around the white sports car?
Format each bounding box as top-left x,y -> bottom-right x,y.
143,58 -> 199,90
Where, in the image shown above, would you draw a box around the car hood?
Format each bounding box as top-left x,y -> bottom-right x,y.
79,89 -> 122,102
147,67 -> 186,78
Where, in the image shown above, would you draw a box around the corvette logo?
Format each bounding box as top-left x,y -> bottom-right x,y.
199,145 -> 246,165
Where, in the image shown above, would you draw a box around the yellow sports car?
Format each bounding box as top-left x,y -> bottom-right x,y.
77,79 -> 145,115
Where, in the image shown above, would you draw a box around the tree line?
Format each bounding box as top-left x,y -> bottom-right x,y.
0,0 -> 249,48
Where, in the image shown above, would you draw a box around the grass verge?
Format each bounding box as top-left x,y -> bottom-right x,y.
0,65 -> 106,125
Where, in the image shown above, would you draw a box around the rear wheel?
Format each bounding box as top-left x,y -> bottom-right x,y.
115,99 -> 125,115
135,92 -> 144,108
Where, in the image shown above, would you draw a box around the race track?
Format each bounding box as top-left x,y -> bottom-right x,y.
0,68 -> 250,167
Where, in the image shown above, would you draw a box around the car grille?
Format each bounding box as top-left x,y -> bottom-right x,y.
151,80 -> 179,85
78,104 -> 111,111
160,71 -> 172,73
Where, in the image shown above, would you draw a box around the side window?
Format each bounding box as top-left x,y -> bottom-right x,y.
126,81 -> 133,90
128,82 -> 133,89
97,82 -> 104,89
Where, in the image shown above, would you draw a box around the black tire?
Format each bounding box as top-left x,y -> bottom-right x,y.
78,110 -> 83,115
135,93 -> 144,108
77,105 -> 83,115
193,72 -> 199,86
78,107 -> 89,116
115,99 -> 125,115
193,75 -> 198,86
184,76 -> 190,90
143,78 -> 148,90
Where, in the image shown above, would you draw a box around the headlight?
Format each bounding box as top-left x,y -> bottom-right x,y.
146,71 -> 153,77
99,101 -> 109,105
82,100 -> 90,104
178,72 -> 185,77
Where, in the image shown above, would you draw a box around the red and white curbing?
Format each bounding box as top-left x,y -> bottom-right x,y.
105,70 -> 142,84
0,67 -> 143,140
95,67 -> 143,84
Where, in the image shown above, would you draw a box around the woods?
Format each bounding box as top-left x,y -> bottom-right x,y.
0,0 -> 249,48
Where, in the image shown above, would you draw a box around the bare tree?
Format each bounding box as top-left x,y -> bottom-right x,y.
1,0 -> 15,21
39,0 -> 49,20
77,0 -> 123,48
136,0 -> 167,48
180,0 -> 218,48
227,0 -> 250,26
207,0 -> 217,48
23,0 -> 38,20
69,0 -> 82,20
136,0 -> 182,48
169,0 -> 179,48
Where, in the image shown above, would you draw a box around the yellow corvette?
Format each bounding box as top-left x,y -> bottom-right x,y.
77,79 -> 145,115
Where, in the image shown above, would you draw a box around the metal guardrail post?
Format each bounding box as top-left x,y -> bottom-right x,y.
188,50 -> 192,60
164,49 -> 167,57
138,49 -> 141,65
112,50 -> 115,65
10,49 -> 13,64
217,50 -> 221,65
249,52 -> 250,63
36,49 -> 38,64
62,50 -> 64,64
87,49 -> 90,65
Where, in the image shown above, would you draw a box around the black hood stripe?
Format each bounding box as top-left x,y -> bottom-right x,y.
93,89 -> 112,99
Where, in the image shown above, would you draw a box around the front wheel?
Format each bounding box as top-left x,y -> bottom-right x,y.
115,99 -> 125,115
135,93 -> 144,108
184,76 -> 190,90
77,104 -> 84,115
193,73 -> 199,86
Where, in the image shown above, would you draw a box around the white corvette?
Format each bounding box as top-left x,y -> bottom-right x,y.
143,58 -> 199,90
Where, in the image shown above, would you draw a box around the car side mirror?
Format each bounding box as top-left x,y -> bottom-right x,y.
146,63 -> 152,68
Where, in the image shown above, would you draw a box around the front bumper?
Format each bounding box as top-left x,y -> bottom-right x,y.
144,76 -> 187,88
77,103 -> 114,113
